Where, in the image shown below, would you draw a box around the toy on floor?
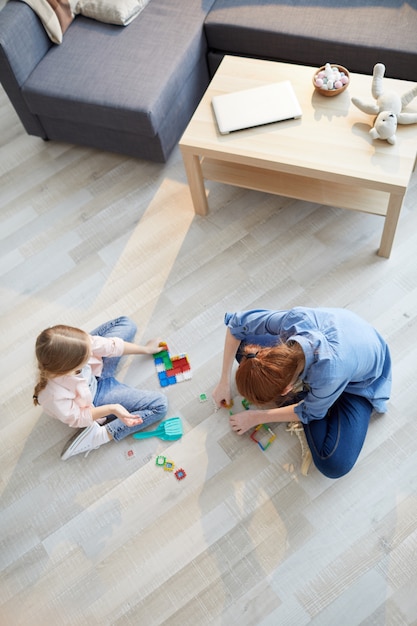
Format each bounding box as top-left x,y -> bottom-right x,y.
351,63 -> 417,144
174,468 -> 186,481
226,398 -> 249,415
155,455 -> 187,480
153,342 -> 191,387
163,460 -> 175,472
132,417 -> 183,441
250,424 -> 276,451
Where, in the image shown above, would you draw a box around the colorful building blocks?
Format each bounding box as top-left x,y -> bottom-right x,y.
155,454 -> 187,481
250,424 -> 276,451
228,398 -> 250,415
174,468 -> 186,481
242,398 -> 250,410
153,343 -> 191,387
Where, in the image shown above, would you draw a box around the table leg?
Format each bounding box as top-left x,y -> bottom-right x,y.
180,149 -> 209,216
378,193 -> 404,258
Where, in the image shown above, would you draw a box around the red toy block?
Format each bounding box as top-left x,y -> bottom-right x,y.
174,468 -> 186,481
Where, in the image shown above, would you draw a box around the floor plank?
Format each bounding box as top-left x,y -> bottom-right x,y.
1,51 -> 417,626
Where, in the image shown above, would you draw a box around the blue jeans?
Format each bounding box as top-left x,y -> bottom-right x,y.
304,393 -> 372,479
236,340 -> 373,478
90,317 -> 168,442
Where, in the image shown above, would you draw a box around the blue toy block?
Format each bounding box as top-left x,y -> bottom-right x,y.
158,372 -> 169,387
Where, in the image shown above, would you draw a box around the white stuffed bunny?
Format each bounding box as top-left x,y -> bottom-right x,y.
351,63 -> 417,144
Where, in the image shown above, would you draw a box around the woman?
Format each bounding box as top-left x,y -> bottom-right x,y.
33,316 -> 168,460
212,307 -> 391,478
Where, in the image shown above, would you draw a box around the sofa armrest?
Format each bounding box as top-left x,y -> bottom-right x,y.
0,0 -> 52,136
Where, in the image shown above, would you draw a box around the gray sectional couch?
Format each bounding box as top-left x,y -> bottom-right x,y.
205,1 -> 417,81
1,0 -> 416,163
0,0 -> 216,162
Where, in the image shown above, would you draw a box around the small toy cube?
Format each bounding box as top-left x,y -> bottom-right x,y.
155,455 -> 166,466
158,372 -> 170,387
174,468 -> 186,481
164,460 -> 175,472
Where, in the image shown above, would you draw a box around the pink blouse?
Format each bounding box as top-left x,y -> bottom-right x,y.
37,335 -> 124,428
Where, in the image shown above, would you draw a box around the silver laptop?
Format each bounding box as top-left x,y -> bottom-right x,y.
212,80 -> 302,134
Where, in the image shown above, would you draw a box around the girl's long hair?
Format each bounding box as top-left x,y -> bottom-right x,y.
235,341 -> 304,405
33,325 -> 90,405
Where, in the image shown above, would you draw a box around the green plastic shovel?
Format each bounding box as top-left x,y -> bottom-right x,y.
132,417 -> 183,441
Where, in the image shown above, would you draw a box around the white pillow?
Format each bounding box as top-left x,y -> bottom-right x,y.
74,0 -> 150,26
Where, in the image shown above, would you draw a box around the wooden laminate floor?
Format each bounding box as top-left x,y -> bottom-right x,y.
1,53 -> 417,625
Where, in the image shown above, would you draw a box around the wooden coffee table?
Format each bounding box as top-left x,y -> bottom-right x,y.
179,56 -> 417,257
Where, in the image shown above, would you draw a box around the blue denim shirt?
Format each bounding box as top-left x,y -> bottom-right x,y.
224,307 -> 392,424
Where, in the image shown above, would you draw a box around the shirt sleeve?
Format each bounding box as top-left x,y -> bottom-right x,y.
225,310 -> 289,341
294,379 -> 350,423
89,334 -> 124,377
293,349 -> 350,423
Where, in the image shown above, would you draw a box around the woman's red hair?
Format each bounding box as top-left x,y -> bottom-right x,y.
235,342 -> 304,405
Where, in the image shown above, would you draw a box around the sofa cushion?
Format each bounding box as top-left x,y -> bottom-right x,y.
74,0 -> 150,26
205,0 -> 417,81
18,0 -> 73,44
21,0 -> 216,140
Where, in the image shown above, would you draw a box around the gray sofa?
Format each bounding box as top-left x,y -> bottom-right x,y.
1,0 -> 416,163
0,0 -> 217,162
205,0 -> 417,81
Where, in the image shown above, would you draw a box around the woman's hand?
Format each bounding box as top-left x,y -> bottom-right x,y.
212,381 -> 232,409
229,409 -> 260,435
113,404 -> 143,427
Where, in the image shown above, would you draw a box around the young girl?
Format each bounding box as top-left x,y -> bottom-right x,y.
33,316 -> 168,460
213,307 -> 392,478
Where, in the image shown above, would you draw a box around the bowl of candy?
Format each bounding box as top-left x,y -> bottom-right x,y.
313,63 -> 350,96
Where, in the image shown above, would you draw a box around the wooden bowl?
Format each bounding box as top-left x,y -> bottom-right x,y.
313,64 -> 350,97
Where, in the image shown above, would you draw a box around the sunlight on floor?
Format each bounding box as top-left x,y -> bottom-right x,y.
90,176 -> 195,335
